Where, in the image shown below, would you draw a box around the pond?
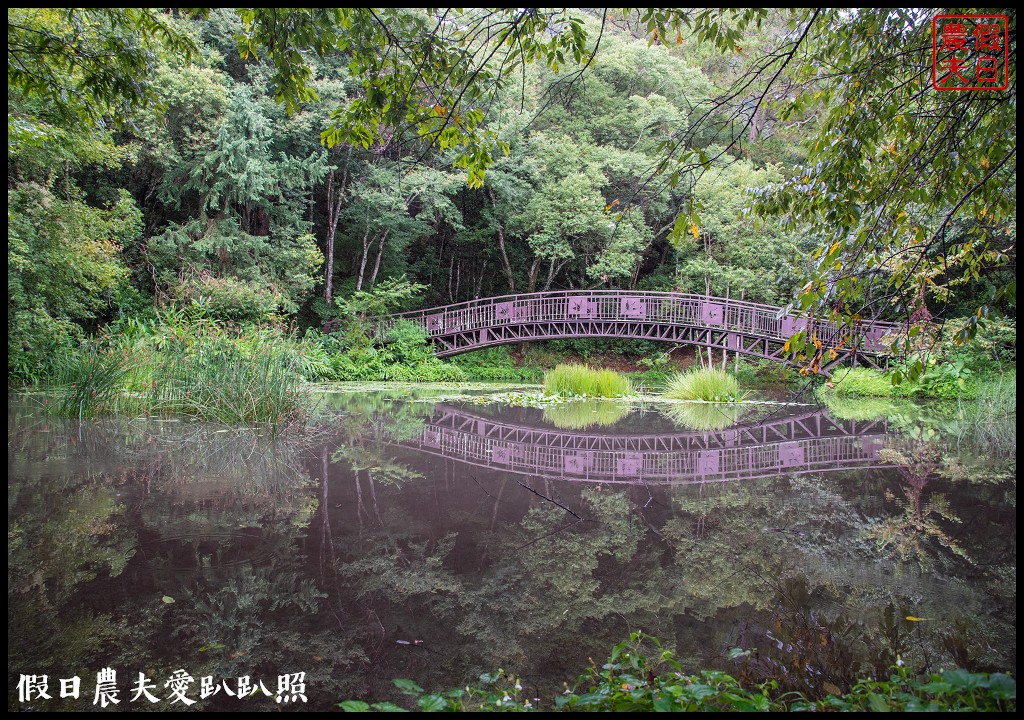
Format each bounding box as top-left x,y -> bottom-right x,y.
8,385 -> 1016,711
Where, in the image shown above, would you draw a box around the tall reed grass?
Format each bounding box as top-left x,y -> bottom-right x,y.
543,363 -> 634,398
956,374 -> 1016,456
47,314 -> 310,426
661,368 -> 747,402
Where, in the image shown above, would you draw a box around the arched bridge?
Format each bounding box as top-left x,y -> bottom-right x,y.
395,404 -> 893,485
330,291 -> 897,372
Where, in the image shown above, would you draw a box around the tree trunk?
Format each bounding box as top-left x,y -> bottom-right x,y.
487,187 -> 516,292
474,260 -> 486,299
544,257 -> 557,291
323,151 -> 351,305
527,258 -> 542,293
368,228 -> 390,289
355,222 -> 372,292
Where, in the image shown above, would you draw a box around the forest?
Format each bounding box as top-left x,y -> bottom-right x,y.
7,8 -> 1016,393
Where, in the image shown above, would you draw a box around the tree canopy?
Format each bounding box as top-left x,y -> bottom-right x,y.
6,7 -> 1016,379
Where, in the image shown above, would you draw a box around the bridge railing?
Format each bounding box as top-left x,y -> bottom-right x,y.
347,290 -> 897,352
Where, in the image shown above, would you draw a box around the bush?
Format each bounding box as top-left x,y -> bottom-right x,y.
174,276 -> 280,323
662,368 -> 747,402
452,347 -> 543,382
543,364 -> 633,398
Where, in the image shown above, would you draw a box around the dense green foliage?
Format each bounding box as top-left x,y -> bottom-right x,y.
7,8 -> 1015,388
339,632 -> 1016,712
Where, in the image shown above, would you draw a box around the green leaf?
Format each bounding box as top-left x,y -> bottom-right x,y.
652,695 -> 675,711
941,669 -> 986,690
986,673 -> 1016,700
866,693 -> 890,712
393,678 -> 424,695
339,700 -> 371,712
417,694 -> 448,712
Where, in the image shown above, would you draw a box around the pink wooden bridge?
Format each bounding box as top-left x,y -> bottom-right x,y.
329,291 -> 897,372
398,404 -> 893,485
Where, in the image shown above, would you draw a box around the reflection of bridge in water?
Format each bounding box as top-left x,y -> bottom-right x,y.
398,405 -> 893,485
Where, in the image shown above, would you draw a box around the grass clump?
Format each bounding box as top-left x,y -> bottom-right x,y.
828,367 -> 902,397
543,363 -> 633,398
662,368 -> 747,402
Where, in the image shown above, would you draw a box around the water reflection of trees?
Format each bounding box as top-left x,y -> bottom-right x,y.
8,392 -> 1015,709
319,395 -> 1015,699
863,443 -> 971,569
7,410 -> 363,710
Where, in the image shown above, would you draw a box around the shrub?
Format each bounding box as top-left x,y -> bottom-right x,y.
174,276 -> 280,323
543,364 -> 633,398
662,368 -> 747,402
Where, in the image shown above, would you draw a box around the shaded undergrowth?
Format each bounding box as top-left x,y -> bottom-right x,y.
340,632 -> 1015,712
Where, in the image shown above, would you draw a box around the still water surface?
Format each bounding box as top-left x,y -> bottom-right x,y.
8,386 -> 1016,710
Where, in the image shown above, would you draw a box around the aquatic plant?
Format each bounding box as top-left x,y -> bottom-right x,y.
661,368 -> 747,402
956,373 -> 1016,456
45,314 -> 311,426
542,363 -> 633,398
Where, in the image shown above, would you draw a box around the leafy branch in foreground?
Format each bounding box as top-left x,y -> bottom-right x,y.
339,632 -> 1015,712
